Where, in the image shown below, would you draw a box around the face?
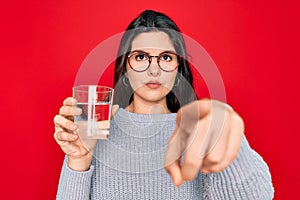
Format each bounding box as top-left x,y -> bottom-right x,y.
126,31 -> 178,107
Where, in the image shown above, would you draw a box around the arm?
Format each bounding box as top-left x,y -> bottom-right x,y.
56,156 -> 94,200
53,97 -> 97,199
202,135 -> 274,199
54,98 -> 119,200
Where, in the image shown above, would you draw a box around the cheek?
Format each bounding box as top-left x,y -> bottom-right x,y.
163,72 -> 177,90
127,70 -> 144,90
126,64 -> 138,89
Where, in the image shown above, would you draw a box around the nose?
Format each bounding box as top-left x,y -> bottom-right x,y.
147,57 -> 161,77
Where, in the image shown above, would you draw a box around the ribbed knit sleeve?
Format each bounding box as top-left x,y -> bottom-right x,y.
202,135 -> 274,199
56,156 -> 94,200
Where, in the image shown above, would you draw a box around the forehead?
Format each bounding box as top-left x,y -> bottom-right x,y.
131,31 -> 175,52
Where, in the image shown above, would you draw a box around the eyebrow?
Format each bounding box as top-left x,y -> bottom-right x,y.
130,49 -> 177,55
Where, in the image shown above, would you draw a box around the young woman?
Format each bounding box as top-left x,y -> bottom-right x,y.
54,10 -> 274,199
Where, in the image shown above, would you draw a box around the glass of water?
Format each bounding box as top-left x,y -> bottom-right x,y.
73,85 -> 114,139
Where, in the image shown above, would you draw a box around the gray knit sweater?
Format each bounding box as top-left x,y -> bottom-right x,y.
57,108 -> 274,199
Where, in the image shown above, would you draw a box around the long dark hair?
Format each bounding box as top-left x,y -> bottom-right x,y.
113,10 -> 197,113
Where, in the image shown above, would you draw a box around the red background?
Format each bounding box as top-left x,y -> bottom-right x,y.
1,0 -> 299,199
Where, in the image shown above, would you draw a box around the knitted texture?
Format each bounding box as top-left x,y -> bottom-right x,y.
57,108 -> 274,199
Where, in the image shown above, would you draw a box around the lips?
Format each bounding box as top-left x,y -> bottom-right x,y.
145,81 -> 162,89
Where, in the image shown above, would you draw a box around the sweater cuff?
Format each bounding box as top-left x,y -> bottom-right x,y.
202,135 -> 274,199
56,157 -> 94,200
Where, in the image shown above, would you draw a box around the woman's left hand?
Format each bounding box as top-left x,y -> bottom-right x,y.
164,99 -> 244,187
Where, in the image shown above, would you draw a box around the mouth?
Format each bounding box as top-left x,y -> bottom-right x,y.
145,81 -> 162,89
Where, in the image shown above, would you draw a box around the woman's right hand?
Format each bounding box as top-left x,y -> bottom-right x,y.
54,97 -> 94,171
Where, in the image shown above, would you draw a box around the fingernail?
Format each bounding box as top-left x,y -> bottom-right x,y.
71,124 -> 77,130
72,134 -> 78,140
173,179 -> 183,187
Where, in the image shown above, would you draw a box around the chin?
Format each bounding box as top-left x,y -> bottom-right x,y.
135,91 -> 166,103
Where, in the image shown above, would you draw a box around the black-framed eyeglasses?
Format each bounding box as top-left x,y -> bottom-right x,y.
127,50 -> 182,72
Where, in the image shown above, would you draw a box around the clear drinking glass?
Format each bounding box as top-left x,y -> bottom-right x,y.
73,85 -> 114,139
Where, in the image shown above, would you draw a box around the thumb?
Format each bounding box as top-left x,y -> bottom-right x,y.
111,104 -> 119,119
164,128 -> 184,187
165,160 -> 183,187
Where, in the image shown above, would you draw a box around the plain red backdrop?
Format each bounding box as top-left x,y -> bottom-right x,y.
1,0 -> 299,199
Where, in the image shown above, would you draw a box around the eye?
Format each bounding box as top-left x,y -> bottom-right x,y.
135,53 -> 148,61
160,54 -> 172,62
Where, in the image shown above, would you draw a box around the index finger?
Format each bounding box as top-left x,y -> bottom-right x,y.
164,127 -> 184,186
180,120 -> 209,181
63,97 -> 77,106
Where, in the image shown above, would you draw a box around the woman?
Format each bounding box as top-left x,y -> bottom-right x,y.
54,10 -> 274,199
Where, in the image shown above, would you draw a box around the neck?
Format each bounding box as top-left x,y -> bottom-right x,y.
126,96 -> 171,114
